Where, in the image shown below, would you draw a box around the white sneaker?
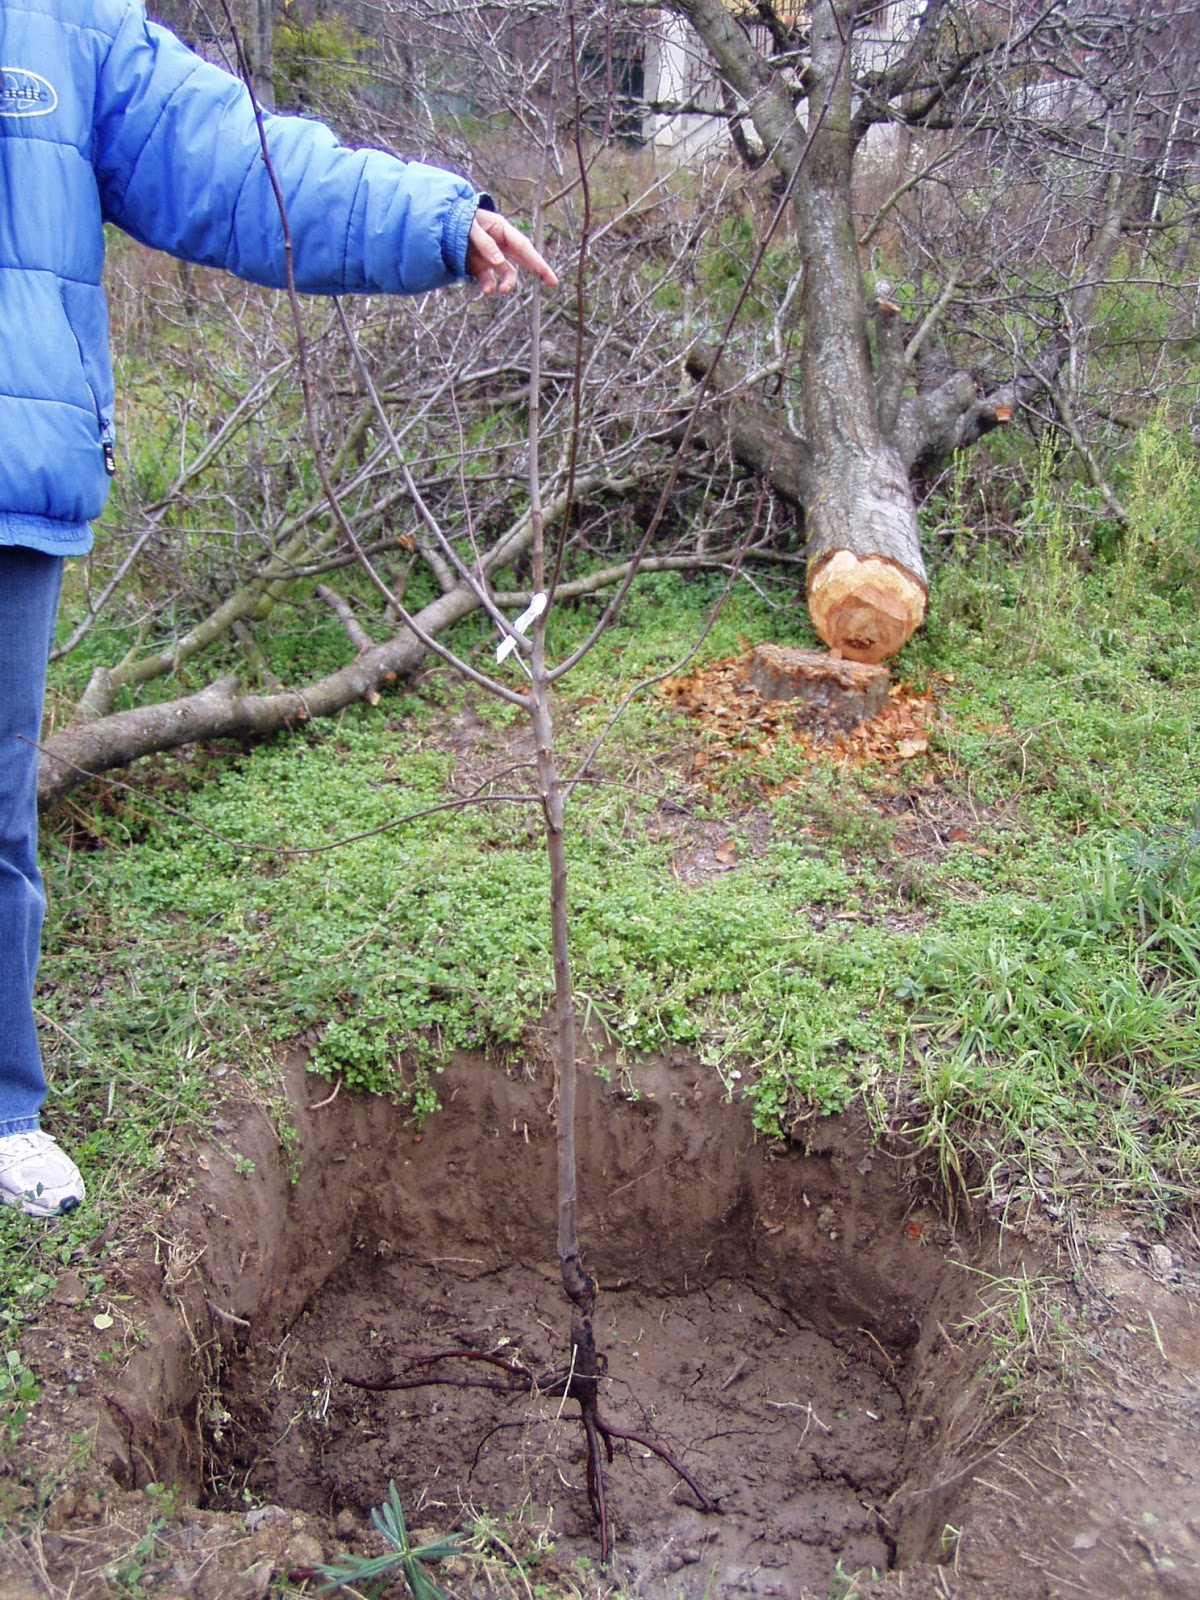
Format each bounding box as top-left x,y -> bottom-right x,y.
0,1131 -> 85,1218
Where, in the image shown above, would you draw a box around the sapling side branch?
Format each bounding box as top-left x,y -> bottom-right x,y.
333,300 -> 529,650
220,0 -> 530,710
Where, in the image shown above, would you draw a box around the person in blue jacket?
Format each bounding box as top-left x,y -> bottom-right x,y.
0,0 -> 556,1217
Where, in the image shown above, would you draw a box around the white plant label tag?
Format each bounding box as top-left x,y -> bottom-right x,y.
496,591 -> 548,662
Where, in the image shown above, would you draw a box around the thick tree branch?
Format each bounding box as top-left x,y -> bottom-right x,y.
39,472 -> 637,809
684,341 -> 815,508
316,584 -> 376,654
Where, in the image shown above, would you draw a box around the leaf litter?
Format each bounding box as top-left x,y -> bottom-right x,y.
657,651 -> 948,782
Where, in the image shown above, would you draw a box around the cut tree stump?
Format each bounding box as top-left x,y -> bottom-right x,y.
746,644 -> 889,732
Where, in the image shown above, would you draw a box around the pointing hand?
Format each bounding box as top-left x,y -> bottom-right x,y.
467,209 -> 558,295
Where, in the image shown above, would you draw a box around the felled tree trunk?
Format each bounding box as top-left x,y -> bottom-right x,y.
791,0 -> 926,663
672,0 -> 1160,658
675,0 -> 927,663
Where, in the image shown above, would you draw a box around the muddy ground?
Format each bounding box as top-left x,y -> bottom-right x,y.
2,1049 -> 1199,1600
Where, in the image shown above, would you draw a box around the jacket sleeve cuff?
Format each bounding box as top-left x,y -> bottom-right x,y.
442,192 -> 488,278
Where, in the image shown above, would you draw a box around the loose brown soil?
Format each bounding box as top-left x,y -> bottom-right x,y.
3,1049 -> 1199,1600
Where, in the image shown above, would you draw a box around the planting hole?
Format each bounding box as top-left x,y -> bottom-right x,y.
114,1054 -> 1002,1596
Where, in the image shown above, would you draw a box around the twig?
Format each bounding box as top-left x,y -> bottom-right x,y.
307,1077 -> 342,1111
206,1301 -> 252,1329
492,548 -> 806,608
857,1324 -> 898,1379
218,0 -> 529,712
315,584 -> 375,654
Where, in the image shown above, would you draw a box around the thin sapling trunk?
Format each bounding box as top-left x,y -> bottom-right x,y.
220,7 -> 731,1556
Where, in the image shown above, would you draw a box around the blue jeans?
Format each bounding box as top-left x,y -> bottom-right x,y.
0,547 -> 64,1136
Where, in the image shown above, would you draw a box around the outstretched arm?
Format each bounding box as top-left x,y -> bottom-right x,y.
93,2 -> 551,298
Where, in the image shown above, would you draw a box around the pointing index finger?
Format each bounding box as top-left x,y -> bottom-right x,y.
475,210 -> 558,289
502,225 -> 559,288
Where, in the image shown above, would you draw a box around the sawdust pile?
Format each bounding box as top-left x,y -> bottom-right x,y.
658,651 -> 949,773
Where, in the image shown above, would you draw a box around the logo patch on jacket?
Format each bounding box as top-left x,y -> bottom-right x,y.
0,68 -> 59,118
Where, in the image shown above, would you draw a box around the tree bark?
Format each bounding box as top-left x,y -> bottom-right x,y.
249,0 -> 274,110
676,0 -> 927,662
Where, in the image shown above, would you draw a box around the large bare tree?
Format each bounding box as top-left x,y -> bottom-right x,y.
666,0 -> 1200,657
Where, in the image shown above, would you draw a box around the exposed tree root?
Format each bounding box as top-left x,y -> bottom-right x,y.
345,1319 -> 719,1564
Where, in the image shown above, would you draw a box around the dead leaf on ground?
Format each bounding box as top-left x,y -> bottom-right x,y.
895,736 -> 929,760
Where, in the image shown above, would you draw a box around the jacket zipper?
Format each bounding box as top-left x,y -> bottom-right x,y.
61,290 -> 116,476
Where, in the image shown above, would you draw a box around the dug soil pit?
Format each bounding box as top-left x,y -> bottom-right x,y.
107,1051 -> 1012,1596
20,1050 -> 1200,1600
225,1251 -> 903,1594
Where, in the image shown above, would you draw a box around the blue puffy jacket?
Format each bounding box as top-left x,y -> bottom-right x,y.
0,0 -> 484,556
